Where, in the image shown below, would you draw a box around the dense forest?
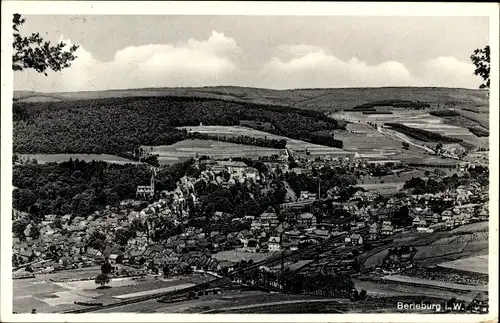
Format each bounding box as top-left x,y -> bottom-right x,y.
352,100 -> 431,110
384,123 -> 463,144
12,159 -> 195,220
13,96 -> 344,157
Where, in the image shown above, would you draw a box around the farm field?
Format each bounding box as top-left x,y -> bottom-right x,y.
360,222 -> 489,270
456,109 -> 489,129
335,124 -> 459,166
381,275 -> 488,292
353,279 -> 477,303
92,288 -> 332,313
13,266 -> 204,313
212,250 -> 279,263
356,182 -> 405,193
335,123 -> 411,154
146,140 -> 281,165
18,154 -> 139,165
332,110 -> 488,149
438,255 -> 489,275
178,126 -> 353,157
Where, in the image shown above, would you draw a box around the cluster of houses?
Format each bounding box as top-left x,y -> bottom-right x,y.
12,152 -> 488,279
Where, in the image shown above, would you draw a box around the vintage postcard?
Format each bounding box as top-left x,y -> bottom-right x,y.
1,1 -> 498,322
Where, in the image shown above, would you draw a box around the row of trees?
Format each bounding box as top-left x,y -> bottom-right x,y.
188,132 -> 287,149
385,123 -> 463,144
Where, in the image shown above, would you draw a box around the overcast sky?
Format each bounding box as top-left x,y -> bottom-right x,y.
13,15 -> 489,92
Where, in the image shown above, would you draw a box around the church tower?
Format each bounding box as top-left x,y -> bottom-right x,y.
150,167 -> 156,192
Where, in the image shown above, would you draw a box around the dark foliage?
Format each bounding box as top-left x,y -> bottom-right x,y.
429,110 -> 461,117
352,100 -> 430,110
13,96 -> 344,157
385,123 -> 463,143
12,159 -> 151,218
470,46 -> 490,89
188,132 -> 287,149
12,14 -> 79,75
468,127 -> 489,137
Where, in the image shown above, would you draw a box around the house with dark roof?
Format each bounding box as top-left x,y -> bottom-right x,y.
470,292 -> 488,313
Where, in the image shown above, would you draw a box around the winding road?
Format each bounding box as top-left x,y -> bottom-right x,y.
376,126 -> 435,154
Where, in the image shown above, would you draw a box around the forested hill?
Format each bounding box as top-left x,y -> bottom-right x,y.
13,95 -> 345,158
14,86 -> 488,113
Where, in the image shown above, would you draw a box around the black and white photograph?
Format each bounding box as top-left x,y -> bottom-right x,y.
1,1 -> 498,321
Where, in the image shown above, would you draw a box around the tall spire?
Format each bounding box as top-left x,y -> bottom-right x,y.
318,178 -> 321,199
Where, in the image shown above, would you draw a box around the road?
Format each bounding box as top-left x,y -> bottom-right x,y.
377,126 -> 435,154
378,125 -> 488,167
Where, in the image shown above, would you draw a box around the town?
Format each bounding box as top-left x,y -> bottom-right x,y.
12,147 -> 489,314
9,10 -> 493,317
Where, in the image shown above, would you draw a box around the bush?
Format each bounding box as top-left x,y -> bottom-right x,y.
95,273 -> 110,286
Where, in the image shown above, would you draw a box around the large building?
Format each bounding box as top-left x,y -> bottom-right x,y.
136,168 -> 156,199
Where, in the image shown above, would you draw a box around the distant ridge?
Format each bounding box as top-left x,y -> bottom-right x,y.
13,86 -> 489,113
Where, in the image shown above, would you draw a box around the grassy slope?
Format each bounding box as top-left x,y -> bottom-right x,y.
359,222 -> 489,270
14,86 -> 489,113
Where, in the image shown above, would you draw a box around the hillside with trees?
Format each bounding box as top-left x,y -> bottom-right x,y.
13,96 -> 344,158
12,158 -> 195,221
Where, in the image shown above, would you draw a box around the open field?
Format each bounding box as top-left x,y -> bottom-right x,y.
18,154 -> 139,165
13,267 -> 205,313
178,126 -> 353,157
356,182 -> 405,192
438,255 -> 489,274
112,283 -> 196,299
332,110 -> 487,149
337,124 -> 460,166
456,109 -> 489,129
212,250 -> 279,263
92,288 -> 335,313
353,279 -> 477,303
146,139 -> 281,165
381,275 -> 488,292
212,295 -> 462,314
14,87 -> 489,114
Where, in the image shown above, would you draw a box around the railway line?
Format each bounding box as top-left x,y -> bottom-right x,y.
63,228 -> 366,313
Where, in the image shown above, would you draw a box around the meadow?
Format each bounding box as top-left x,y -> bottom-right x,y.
437,255 -> 489,275
146,139 -> 281,166
179,126 -> 353,157
332,110 -> 488,149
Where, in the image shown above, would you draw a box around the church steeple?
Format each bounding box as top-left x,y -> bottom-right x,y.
150,167 -> 156,191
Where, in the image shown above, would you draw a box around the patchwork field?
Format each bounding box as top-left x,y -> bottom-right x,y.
18,154 -> 139,165
178,126 -> 353,156
146,139 -> 281,165
332,110 -> 489,150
